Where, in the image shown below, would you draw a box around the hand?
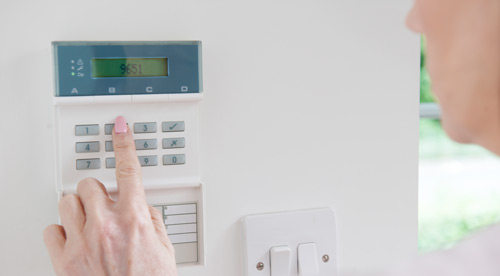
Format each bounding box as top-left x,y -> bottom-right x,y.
43,116 -> 177,276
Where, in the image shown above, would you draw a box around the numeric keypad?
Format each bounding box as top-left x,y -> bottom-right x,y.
75,121 -> 186,170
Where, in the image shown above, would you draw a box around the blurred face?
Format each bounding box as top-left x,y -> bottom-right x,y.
407,0 -> 500,151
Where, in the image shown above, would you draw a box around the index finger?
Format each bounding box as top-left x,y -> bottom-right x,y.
112,116 -> 147,204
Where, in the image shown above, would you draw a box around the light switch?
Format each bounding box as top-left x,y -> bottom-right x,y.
242,208 -> 336,276
270,246 -> 292,276
298,243 -> 319,276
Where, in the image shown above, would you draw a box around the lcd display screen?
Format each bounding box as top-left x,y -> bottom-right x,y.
92,58 -> 168,78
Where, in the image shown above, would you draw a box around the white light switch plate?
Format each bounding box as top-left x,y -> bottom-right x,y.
242,208 -> 337,276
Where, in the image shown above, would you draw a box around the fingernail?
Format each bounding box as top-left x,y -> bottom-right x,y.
114,116 -> 127,134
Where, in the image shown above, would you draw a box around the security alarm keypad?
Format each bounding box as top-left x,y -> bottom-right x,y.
53,41 -> 205,266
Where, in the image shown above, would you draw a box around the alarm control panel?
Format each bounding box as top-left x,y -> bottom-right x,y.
52,41 -> 205,267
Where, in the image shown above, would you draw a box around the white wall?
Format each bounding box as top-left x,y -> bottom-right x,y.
0,0 -> 420,275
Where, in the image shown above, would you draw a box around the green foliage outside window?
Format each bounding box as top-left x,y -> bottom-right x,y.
418,36 -> 500,253
420,38 -> 434,104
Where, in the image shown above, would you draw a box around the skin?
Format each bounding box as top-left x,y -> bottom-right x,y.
406,0 -> 500,153
43,116 -> 177,276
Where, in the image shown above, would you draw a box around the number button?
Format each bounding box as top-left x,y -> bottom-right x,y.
76,142 -> 100,153
139,155 -> 158,167
76,159 -> 101,170
135,139 -> 157,150
134,122 -> 157,133
105,124 -> 114,135
162,121 -> 185,132
105,141 -> 114,152
106,158 -> 116,169
75,125 -> 99,136
162,138 -> 185,149
105,123 -> 128,135
163,154 -> 186,165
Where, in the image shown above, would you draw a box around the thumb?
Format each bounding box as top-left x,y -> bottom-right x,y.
43,224 -> 66,261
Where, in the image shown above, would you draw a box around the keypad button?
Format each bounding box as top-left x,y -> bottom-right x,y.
105,124 -> 114,135
162,121 -> 185,132
162,138 -> 185,149
163,154 -> 186,165
168,233 -> 198,244
106,157 -> 116,168
105,141 -> 114,152
139,155 -> 158,167
75,142 -> 100,153
75,125 -> 99,136
76,159 -> 101,170
164,204 -> 197,215
135,139 -> 157,150
165,214 -> 197,225
134,122 -> 157,133
105,123 -> 128,135
167,223 -> 197,235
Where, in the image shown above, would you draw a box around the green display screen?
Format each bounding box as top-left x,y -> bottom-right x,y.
92,58 -> 168,78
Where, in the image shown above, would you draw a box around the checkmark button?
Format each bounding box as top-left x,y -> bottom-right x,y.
162,121 -> 185,132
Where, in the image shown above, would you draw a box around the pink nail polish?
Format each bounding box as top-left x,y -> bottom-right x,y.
114,116 -> 127,134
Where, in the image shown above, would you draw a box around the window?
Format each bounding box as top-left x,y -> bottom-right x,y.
418,38 -> 500,252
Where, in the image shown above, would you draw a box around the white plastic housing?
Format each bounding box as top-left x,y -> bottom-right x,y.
53,94 -> 205,266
